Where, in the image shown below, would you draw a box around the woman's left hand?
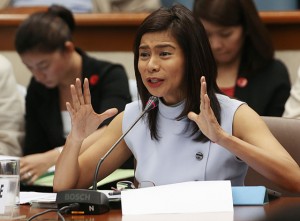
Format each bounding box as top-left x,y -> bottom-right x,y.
20,151 -> 56,184
188,76 -> 226,143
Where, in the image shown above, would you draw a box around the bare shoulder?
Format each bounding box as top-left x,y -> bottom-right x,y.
232,104 -> 271,140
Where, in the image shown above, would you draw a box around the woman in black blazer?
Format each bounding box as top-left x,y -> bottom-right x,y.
15,5 -> 132,183
193,0 -> 291,116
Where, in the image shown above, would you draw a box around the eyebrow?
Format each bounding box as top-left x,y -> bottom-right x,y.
24,59 -> 47,69
139,43 -> 176,50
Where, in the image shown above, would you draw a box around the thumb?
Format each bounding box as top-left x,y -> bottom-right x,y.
188,112 -> 198,122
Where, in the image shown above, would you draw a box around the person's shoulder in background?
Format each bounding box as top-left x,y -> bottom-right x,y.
283,65 -> 300,119
1,0 -> 162,13
2,0 -> 93,13
0,54 -> 25,156
0,0 -> 10,9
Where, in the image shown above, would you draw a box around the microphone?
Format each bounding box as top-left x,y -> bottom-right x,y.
56,96 -> 159,215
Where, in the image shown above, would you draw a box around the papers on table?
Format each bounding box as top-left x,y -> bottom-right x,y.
33,169 -> 134,188
121,180 -> 233,216
122,212 -> 233,221
20,180 -> 270,220
20,192 -> 56,205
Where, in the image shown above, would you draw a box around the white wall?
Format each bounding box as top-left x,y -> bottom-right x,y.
1,50 -> 299,87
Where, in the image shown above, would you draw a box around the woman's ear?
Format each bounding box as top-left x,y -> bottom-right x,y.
64,41 -> 75,52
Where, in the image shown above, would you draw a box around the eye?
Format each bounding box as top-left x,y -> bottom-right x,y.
139,51 -> 150,60
38,64 -> 50,71
219,31 -> 232,38
160,51 -> 171,57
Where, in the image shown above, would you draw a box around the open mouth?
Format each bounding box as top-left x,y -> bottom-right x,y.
148,78 -> 161,83
147,78 -> 163,87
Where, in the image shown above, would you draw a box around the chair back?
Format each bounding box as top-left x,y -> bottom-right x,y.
245,116 -> 300,196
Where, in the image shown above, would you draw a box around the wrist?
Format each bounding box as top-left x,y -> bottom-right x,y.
214,129 -> 230,145
66,133 -> 84,148
68,130 -> 85,143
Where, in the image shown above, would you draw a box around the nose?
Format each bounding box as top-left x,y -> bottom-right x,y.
209,36 -> 222,51
33,70 -> 46,82
147,56 -> 160,73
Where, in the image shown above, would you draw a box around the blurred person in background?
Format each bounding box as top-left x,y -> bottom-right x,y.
0,0 -> 161,13
283,67 -> 300,119
0,54 -> 24,157
14,4 -> 132,184
0,0 -> 94,13
193,0 -> 291,116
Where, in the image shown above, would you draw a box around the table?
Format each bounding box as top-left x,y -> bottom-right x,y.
6,197 -> 300,221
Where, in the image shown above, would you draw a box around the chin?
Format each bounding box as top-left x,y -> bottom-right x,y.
148,92 -> 163,99
44,83 -> 57,88
216,57 -> 235,65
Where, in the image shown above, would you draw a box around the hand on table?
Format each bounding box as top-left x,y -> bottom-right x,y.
20,152 -> 54,184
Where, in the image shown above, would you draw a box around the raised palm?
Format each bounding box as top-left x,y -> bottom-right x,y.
188,76 -> 224,143
66,78 -> 118,142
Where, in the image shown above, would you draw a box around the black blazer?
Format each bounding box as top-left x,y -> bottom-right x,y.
234,59 -> 290,116
23,48 -> 132,155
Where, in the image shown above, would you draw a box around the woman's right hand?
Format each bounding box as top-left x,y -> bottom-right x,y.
66,78 -> 118,143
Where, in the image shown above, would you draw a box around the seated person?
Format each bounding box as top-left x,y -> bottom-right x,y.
0,0 -> 93,13
193,0 -> 291,116
14,4 -> 132,184
53,4 -> 300,194
0,0 -> 161,13
0,54 -> 24,156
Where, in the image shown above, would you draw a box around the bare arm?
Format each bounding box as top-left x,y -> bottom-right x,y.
188,76 -> 300,192
226,105 -> 300,191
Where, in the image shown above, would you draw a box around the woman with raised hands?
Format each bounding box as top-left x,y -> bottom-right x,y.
54,4 -> 300,193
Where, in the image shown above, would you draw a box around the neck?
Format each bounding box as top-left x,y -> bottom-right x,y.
216,58 -> 240,89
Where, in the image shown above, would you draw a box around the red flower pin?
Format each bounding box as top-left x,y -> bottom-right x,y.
237,77 -> 248,88
89,74 -> 99,86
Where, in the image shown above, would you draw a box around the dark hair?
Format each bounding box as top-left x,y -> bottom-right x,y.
134,4 -> 221,141
15,4 -> 75,54
193,0 -> 274,73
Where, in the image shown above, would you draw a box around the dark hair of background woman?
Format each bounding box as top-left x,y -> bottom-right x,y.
193,0 -> 274,73
133,4 -> 221,142
15,4 -> 75,54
